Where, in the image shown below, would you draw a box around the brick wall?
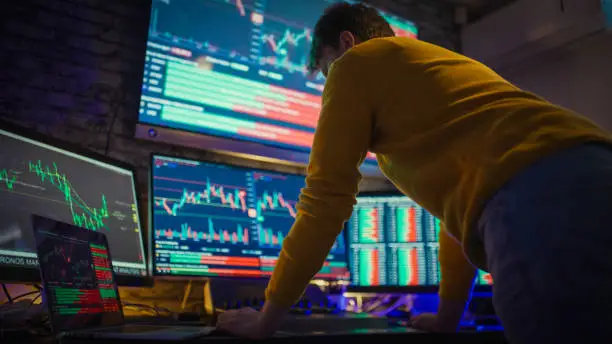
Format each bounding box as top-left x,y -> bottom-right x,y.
0,0 -> 458,206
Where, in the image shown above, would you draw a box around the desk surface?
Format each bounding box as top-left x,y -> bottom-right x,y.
3,328 -> 506,344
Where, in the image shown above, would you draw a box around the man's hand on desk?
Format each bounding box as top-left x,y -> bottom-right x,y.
411,313 -> 455,332
216,308 -> 271,339
410,297 -> 466,333
216,301 -> 287,339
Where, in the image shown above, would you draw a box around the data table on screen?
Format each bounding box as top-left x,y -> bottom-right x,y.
348,195 -> 442,288
425,242 -> 441,285
386,198 -> 424,243
351,205 -> 385,245
424,215 -> 442,242
478,269 -> 494,286
348,195 -> 492,289
350,244 -> 386,287
387,243 -> 427,286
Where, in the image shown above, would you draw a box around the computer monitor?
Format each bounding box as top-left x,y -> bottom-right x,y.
137,0 -> 417,158
32,215 -> 123,330
346,192 -> 492,293
0,122 -> 149,285
150,154 -> 349,281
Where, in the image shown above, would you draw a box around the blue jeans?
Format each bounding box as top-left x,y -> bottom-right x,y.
479,143 -> 612,344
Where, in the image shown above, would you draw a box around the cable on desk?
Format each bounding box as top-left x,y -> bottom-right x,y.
9,291 -> 39,303
2,285 -> 13,303
0,291 -> 41,312
28,294 -> 42,308
25,313 -> 52,337
122,302 -> 172,316
0,290 -> 50,340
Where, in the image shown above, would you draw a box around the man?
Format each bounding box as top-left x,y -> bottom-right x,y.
217,3 -> 612,343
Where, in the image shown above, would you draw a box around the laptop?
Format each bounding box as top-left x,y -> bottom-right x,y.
31,215 -> 214,341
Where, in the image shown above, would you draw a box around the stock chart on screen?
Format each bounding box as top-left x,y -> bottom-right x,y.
34,217 -> 123,330
151,154 -> 349,280
0,128 -> 147,280
138,0 -> 417,154
347,195 -> 493,289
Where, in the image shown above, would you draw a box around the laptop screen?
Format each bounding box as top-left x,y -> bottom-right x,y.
32,215 -> 124,332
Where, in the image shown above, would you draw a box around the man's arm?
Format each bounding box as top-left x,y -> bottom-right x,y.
437,226 -> 477,331
263,52 -> 375,312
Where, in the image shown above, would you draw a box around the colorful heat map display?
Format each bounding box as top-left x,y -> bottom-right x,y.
151,155 -> 348,280
347,195 -> 493,289
138,0 -> 417,156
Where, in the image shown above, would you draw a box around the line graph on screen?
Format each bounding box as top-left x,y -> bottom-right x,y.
258,26 -> 312,74
153,176 -> 248,217
149,0 -> 257,59
1,160 -> 113,231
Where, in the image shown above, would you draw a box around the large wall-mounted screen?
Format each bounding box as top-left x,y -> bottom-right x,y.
138,0 -> 417,155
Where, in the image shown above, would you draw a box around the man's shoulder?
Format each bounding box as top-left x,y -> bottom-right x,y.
349,36 -> 460,62
349,37 -> 407,57
333,37 -> 405,71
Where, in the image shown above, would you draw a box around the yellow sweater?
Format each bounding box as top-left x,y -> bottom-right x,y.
265,37 -> 612,306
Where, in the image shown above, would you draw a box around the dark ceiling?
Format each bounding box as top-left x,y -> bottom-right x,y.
443,0 -> 518,23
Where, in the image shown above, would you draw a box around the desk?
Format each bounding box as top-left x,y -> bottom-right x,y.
3,328 -> 507,344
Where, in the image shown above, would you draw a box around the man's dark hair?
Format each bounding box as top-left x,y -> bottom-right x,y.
308,2 -> 395,73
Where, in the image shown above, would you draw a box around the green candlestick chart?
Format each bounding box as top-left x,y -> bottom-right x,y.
0,168 -> 18,189
28,160 -> 109,230
1,160 -> 110,231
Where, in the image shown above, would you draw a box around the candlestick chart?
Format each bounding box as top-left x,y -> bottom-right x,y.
151,155 -> 348,280
155,221 -> 250,246
152,160 -> 253,251
252,171 -> 300,249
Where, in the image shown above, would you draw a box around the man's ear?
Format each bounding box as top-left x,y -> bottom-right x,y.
338,31 -> 356,51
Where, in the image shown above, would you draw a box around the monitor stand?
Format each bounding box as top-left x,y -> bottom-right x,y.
119,278 -> 212,316
119,278 -> 330,320
207,278 -> 328,312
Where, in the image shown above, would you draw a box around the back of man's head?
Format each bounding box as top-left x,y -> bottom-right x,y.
308,2 -> 395,73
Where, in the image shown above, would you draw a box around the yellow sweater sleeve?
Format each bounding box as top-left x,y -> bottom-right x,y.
264,53 -> 374,307
438,225 -> 476,301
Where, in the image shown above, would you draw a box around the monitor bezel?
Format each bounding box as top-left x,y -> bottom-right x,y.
149,152 -> 350,282
0,120 -> 152,287
346,191 -> 493,293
